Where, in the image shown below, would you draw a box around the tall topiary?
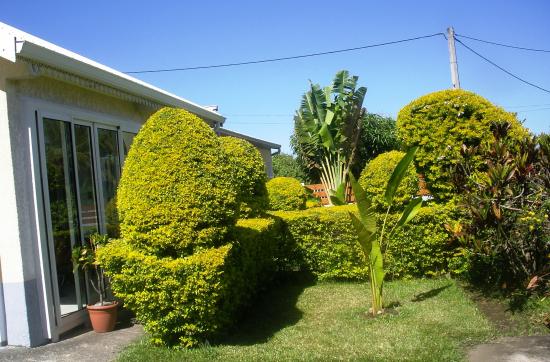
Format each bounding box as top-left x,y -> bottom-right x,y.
219,136 -> 268,218
397,89 -> 528,200
359,151 -> 418,211
266,177 -> 307,211
117,107 -> 238,257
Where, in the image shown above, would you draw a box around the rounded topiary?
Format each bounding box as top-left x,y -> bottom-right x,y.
266,177 -> 307,211
219,136 -> 268,218
397,89 -> 528,200
117,107 -> 238,256
359,151 -> 418,211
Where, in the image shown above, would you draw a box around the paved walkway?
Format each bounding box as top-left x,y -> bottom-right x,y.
0,317 -> 143,362
469,335 -> 550,362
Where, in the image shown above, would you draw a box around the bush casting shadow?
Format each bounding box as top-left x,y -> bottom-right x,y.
216,271 -> 315,346
411,284 -> 451,302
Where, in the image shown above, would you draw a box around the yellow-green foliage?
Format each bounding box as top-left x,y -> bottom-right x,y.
359,151 -> 418,211
117,107 -> 238,256
384,203 -> 460,279
272,203 -> 460,280
397,89 -> 528,199
98,240 -> 231,347
99,216 -> 282,347
266,177 -> 307,211
219,137 -> 268,218
272,205 -> 368,280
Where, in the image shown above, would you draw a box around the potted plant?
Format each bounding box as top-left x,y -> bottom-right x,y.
72,233 -> 118,332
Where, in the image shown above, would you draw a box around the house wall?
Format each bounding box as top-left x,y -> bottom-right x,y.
0,59 -> 158,346
258,147 -> 274,178
0,58 -> 47,347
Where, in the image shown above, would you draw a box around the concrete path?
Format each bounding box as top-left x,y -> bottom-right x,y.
469,335 -> 550,362
0,319 -> 143,362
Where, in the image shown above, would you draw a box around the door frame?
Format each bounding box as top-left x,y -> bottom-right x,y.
25,97 -> 141,341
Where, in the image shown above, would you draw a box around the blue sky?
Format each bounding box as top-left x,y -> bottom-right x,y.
3,1 -> 549,152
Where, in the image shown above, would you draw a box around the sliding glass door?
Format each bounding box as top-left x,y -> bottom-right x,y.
39,116 -> 136,333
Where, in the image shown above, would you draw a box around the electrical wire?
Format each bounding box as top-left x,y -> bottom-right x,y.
455,38 -> 550,94
124,33 -> 444,74
456,34 -> 550,53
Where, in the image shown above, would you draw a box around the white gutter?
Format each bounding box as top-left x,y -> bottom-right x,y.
1,22 -> 225,124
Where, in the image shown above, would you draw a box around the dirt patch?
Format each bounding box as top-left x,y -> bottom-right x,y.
464,288 -> 519,335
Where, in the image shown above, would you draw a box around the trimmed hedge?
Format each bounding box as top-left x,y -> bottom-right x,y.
117,107 -> 238,257
219,137 -> 269,218
272,203 -> 460,280
266,177 -> 307,211
359,150 -> 418,211
272,205 -> 367,280
99,217 -> 282,347
397,89 -> 528,200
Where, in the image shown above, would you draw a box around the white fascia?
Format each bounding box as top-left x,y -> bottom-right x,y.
0,21 -> 225,125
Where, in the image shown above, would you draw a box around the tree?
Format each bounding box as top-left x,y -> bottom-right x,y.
354,113 -> 400,175
292,70 -> 366,203
272,153 -> 308,183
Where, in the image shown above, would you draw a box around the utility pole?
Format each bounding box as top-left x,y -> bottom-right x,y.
447,26 -> 460,89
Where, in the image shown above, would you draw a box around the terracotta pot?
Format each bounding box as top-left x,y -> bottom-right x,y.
87,301 -> 118,333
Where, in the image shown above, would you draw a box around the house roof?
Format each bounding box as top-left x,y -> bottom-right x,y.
218,128 -> 281,150
0,22 -> 225,124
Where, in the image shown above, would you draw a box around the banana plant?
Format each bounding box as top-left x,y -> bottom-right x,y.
293,70 -> 366,204
336,147 -> 422,315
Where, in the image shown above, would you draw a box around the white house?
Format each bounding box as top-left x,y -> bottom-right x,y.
0,22 -> 280,347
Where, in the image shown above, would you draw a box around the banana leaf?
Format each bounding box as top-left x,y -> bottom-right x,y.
385,146 -> 418,204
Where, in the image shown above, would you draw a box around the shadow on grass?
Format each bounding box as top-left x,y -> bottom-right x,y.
217,271 -> 315,346
411,284 -> 451,302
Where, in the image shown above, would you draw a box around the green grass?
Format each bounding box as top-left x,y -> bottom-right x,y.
117,276 -> 496,361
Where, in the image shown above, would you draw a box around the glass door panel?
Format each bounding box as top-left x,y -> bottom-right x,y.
74,125 -> 99,238
97,128 -> 121,238
43,119 -> 84,316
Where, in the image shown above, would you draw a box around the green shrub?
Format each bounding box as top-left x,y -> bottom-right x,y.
219,136 -> 269,218
359,151 -> 418,211
272,153 -> 308,183
99,217 -> 282,347
272,203 -> 460,280
384,203 -> 460,279
117,107 -> 238,257
272,205 -> 367,280
266,177 -> 307,211
397,89 -> 528,200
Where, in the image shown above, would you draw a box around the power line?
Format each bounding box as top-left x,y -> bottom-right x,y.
514,107 -> 550,113
456,34 -> 550,53
503,103 -> 550,109
455,38 -> 550,95
124,33 -> 444,74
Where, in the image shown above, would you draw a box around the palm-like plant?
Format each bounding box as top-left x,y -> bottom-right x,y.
293,70 -> 366,204
341,147 -> 422,315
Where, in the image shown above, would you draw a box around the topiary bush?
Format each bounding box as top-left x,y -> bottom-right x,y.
266,177 -> 307,211
359,150 -> 418,211
98,216 -> 282,347
397,89 -> 528,200
219,136 -> 269,218
117,107 -> 238,257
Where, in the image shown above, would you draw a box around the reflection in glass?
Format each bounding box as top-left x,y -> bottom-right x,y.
43,119 -> 83,315
74,125 -> 99,238
97,128 -> 121,238
122,132 -> 136,159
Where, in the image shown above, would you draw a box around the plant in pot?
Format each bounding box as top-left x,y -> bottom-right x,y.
72,233 -> 118,333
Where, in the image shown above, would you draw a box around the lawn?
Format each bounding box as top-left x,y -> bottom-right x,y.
117,275 -> 496,361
